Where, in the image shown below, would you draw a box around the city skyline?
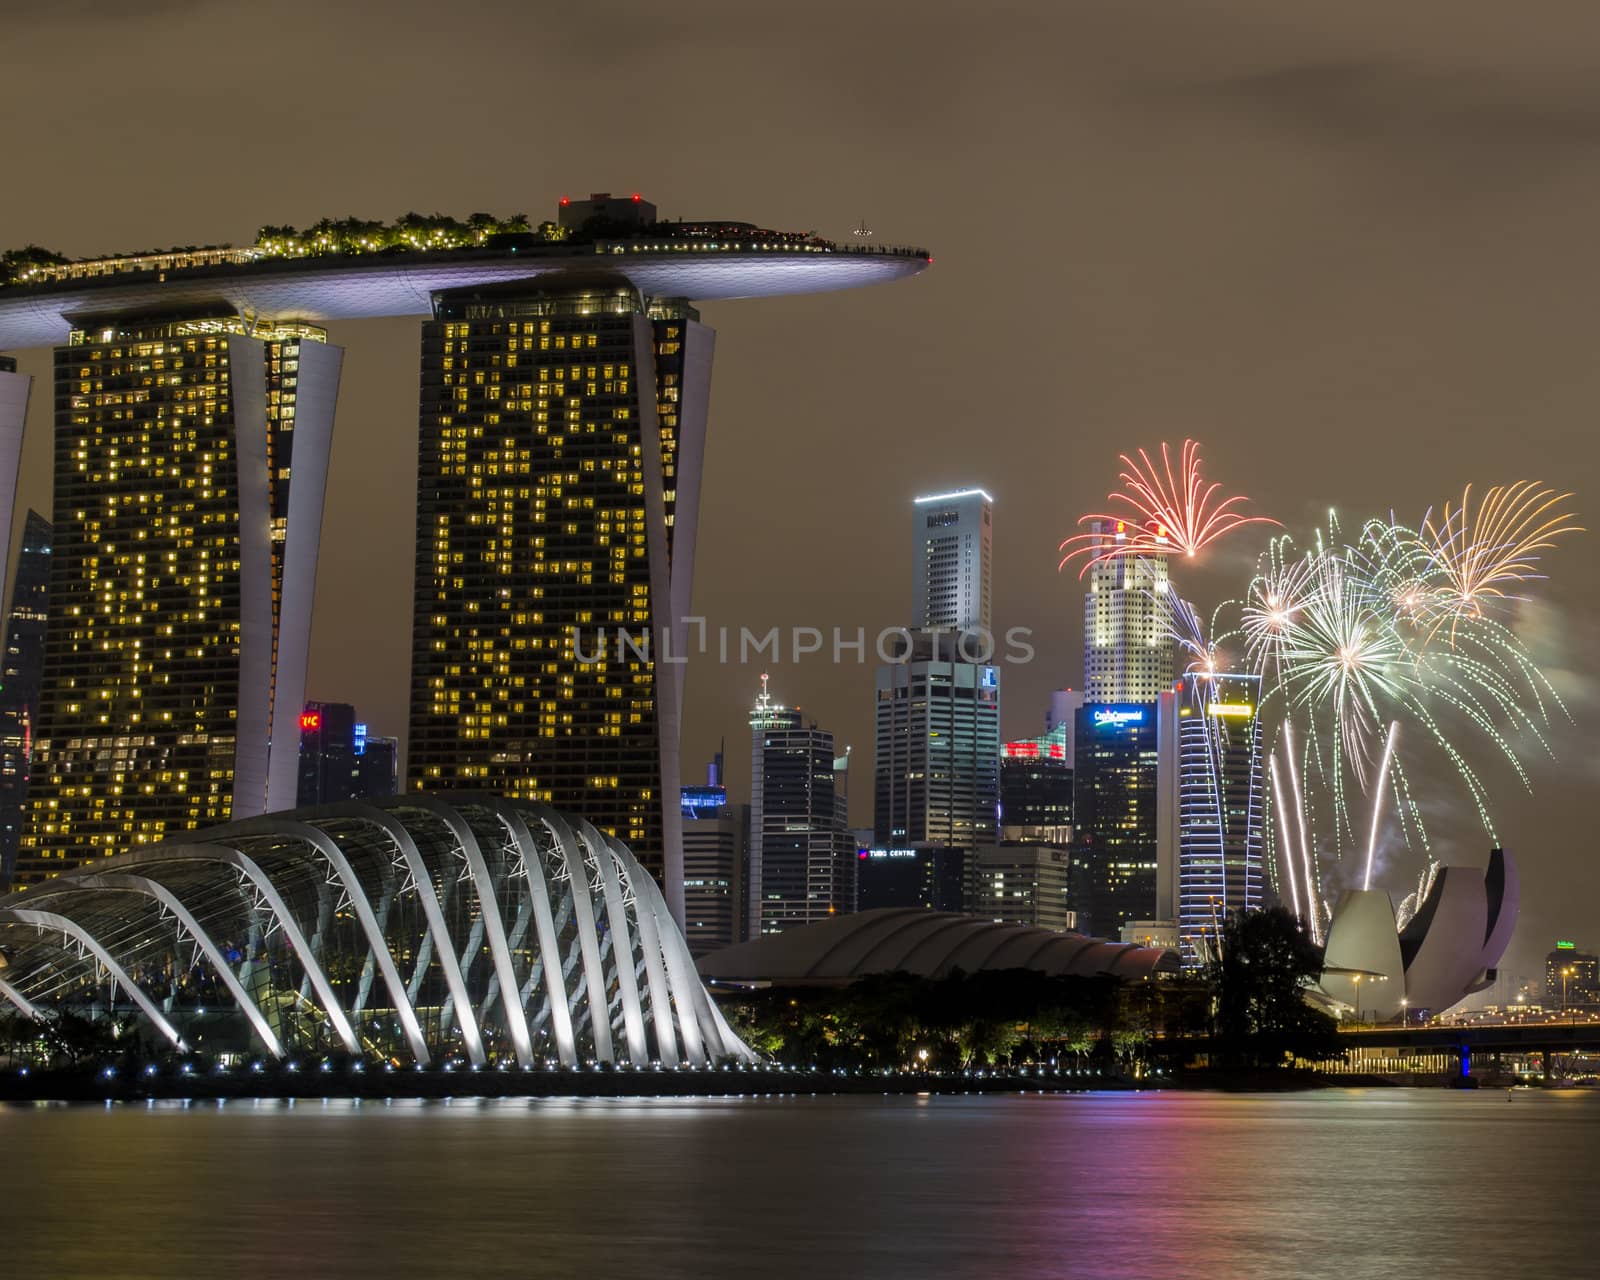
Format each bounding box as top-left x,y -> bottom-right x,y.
1,3 -> 1595,986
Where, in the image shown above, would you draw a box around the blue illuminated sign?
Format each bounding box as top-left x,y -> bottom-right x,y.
1091,706 -> 1145,728
353,722 -> 368,756
680,786 -> 728,818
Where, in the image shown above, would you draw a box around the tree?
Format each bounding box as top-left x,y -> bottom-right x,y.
1208,906 -> 1343,1069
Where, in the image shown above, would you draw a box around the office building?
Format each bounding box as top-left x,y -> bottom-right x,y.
297,703 -> 399,806
681,752 -> 748,955
1070,698 -> 1178,937
297,700 -> 358,806
16,316 -> 341,884
1546,943 -> 1599,1009
405,277 -> 712,909
1000,722 -> 1073,842
1175,672 -> 1264,966
0,511 -> 50,886
748,676 -> 851,936
356,733 -> 399,801
1083,519 -> 1174,702
875,635 -> 1001,855
979,844 -> 1072,932
876,490 -> 1001,912
912,488 -> 992,635
855,844 -> 967,913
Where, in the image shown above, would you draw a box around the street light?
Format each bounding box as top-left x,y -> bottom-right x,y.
1400,997 -> 1409,1028
1563,966 -> 1576,1027
1352,974 -> 1363,1027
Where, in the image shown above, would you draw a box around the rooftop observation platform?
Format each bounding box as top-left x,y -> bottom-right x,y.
0,229 -> 931,351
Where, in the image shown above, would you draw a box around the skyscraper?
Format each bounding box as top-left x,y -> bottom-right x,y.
1000,723 -> 1074,841
874,633 -> 1001,858
1175,672 -> 1264,966
681,752 -> 748,955
0,355 -> 30,658
296,700 -> 359,807
1069,698 -> 1178,937
912,488 -> 992,635
16,315 -> 341,884
405,277 -> 710,911
0,511 -> 51,886
875,490 -> 1000,903
0,195 -> 928,914
748,676 -> 851,936
1083,519 -> 1174,702
355,732 -> 399,801
979,844 -> 1072,932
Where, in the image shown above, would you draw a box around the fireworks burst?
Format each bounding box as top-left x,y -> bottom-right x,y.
1059,439 -> 1278,578
1225,499 -> 1576,932
1413,482 -> 1583,644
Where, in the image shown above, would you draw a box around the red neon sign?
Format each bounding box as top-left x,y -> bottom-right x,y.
300,712 -> 321,731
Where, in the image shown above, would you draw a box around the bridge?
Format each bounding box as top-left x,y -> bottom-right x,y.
1339,1022 -> 1600,1081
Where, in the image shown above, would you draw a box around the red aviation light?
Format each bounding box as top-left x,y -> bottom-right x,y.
632,192 -> 642,202
300,712 -> 322,731
559,196 -> 570,206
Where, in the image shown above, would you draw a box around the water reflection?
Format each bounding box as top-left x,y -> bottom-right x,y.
3,1091 -> 1598,1278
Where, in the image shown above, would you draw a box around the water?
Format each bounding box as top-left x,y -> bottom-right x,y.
4,1089 -> 1596,1278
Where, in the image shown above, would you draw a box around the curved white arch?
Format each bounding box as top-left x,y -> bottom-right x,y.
603,834 -> 678,1064
627,859 -> 710,1063
122,844 -> 362,1057
0,908 -> 187,1051
321,807 -> 487,1067
224,819 -> 431,1066
401,798 -> 534,1067
486,800 -> 578,1067
0,973 -> 41,1019
77,873 -> 284,1059
536,807 -> 614,1062
575,819 -> 648,1067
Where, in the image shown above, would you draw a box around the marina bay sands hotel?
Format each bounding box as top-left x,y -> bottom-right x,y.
0,195 -> 928,914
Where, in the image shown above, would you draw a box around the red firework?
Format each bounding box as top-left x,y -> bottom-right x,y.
1058,439 -> 1278,578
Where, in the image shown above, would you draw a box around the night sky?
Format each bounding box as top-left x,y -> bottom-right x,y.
2,1 -> 1596,985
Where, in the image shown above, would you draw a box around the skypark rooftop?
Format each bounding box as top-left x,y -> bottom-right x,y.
0,226 -> 930,351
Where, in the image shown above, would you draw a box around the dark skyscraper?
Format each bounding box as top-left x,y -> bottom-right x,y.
405,275 -> 711,908
999,725 -> 1073,839
297,702 -> 398,806
1071,701 -> 1171,937
748,677 -> 852,935
356,732 -> 399,801
296,700 -> 358,807
0,510 -> 51,886
680,752 -> 748,955
16,316 -> 341,884
855,844 -> 967,913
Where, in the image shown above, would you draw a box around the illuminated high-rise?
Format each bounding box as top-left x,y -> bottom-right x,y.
1175,672 -> 1264,966
748,676 -> 851,936
0,510 -> 51,886
1083,518 -> 1174,702
1069,697 -> 1179,937
0,195 -> 929,909
15,315 -> 341,883
405,276 -> 711,910
0,355 -> 28,613
912,488 -> 992,635
680,753 -> 748,954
